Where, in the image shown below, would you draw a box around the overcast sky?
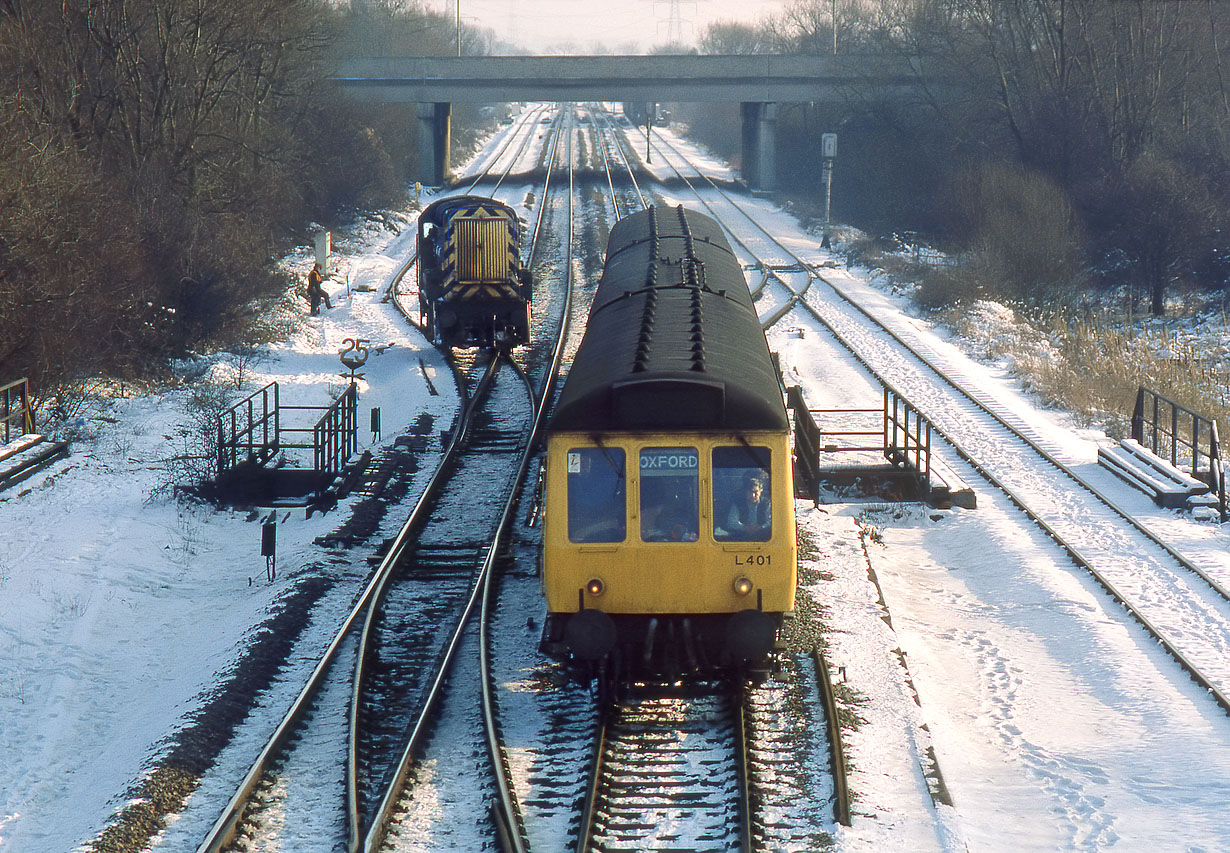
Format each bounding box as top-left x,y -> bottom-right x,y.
446,0 -> 788,52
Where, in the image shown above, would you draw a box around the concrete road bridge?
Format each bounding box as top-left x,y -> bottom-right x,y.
334,54 -> 934,189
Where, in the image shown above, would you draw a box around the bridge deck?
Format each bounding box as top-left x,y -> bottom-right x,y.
334,54 -> 931,103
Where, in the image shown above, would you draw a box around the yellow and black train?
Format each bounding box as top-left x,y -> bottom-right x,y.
540,205 -> 797,682
417,195 -> 532,348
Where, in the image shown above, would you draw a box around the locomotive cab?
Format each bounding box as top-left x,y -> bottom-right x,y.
416,196 -> 531,349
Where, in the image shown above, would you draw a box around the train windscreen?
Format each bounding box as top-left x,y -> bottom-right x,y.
567,448 -> 626,543
639,447 -> 699,542
712,445 -> 771,542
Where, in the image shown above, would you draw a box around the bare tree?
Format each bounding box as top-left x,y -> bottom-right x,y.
699,21 -> 771,55
1105,155 -> 1219,316
883,0 -> 1229,309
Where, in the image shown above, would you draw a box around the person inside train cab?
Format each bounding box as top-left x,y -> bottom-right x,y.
723,473 -> 771,541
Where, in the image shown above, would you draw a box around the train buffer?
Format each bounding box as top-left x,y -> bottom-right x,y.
1097,439 -> 1213,510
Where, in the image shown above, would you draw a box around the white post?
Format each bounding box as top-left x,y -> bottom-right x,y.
821,133 -> 837,248
314,230 -> 331,275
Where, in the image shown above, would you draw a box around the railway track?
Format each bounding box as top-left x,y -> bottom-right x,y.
478,108 -> 580,853
194,108 -> 575,853
473,108 -> 843,853
640,121 -> 1230,720
351,106 -> 587,852
350,353 -> 535,852
578,684 -> 751,853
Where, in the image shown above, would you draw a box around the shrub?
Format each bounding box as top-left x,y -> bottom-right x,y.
916,263 -> 989,311
937,162 -> 1087,305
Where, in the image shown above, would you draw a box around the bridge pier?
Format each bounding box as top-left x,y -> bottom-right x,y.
740,102 -> 777,192
417,102 -> 452,185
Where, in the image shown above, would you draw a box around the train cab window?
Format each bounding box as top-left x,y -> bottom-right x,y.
639,447 -> 699,542
567,448 -> 626,543
713,446 -> 772,542
420,223 -> 439,265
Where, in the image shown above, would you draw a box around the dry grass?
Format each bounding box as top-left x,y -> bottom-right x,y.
946,301 -> 1230,443
840,228 -> 1230,447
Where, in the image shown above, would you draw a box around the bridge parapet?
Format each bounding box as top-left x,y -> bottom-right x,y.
334,53 -> 931,103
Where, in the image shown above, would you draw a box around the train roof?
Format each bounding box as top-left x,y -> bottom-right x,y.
419,195 -> 516,224
548,205 -> 788,434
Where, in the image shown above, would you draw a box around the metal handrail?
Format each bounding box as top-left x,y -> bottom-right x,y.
790,385 -> 935,499
215,382 -> 357,489
1132,385 -> 1226,520
1,377 -> 35,443
884,387 -> 931,494
1133,385 -> 1220,476
216,383 -> 279,474
314,384 -> 358,478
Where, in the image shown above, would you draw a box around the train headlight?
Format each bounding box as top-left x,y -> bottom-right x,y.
733,576 -> 754,596
586,578 -> 605,596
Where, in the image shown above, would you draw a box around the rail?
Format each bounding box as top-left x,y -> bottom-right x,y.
1132,385 -> 1226,520
1,378 -> 35,443
812,648 -> 851,826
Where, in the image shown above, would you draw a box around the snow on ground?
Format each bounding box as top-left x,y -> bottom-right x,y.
4,115 -> 1230,851
650,123 -> 1230,849
0,200 -> 458,852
